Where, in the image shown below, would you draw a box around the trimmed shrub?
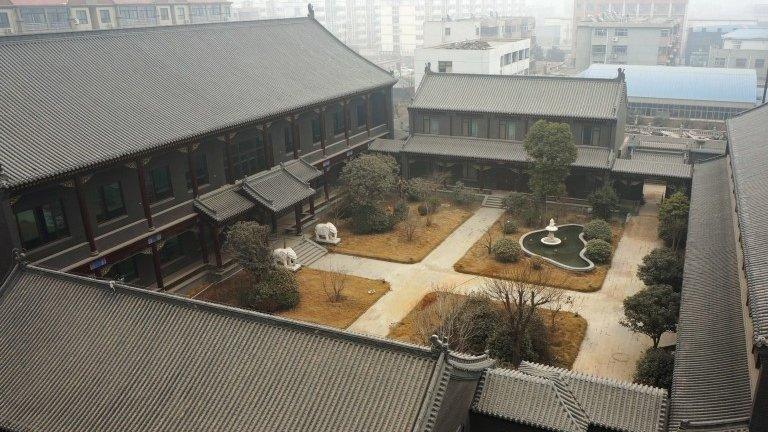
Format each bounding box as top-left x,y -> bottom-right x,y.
492,238 -> 522,263
583,219 -> 612,242
417,203 -> 430,216
658,192 -> 689,250
488,314 -> 550,366
587,185 -> 619,220
637,248 -> 684,290
450,181 -> 474,205
393,201 -> 409,222
584,239 -> 611,264
426,196 -> 442,213
504,193 -> 533,215
349,203 -> 394,234
502,219 -> 518,235
404,178 -> 431,202
634,348 -> 675,390
457,294 -> 502,354
242,268 -> 300,313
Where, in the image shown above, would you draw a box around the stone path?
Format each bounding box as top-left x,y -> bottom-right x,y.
309,186 -> 666,381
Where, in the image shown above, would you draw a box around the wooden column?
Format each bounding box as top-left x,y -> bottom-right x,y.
187,143 -> 199,198
309,196 -> 315,215
198,219 -> 209,265
323,170 -> 330,201
294,202 -> 303,235
365,94 -> 372,137
261,124 -> 274,169
151,243 -> 164,290
74,176 -> 98,255
136,159 -> 154,230
343,99 -> 350,146
269,212 -> 278,233
224,134 -> 235,184
319,108 -> 328,155
290,115 -> 300,159
211,225 -> 223,267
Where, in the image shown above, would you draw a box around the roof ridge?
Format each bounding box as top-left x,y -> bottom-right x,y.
424,72 -> 622,85
8,264 -> 440,359
412,355 -> 453,432
549,375 -> 590,432
519,362 -> 668,396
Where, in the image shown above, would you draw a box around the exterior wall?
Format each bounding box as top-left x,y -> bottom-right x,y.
575,23 -> 679,70
0,86 -> 395,281
70,7 -> 93,31
709,47 -> 768,86
423,20 -> 479,47
0,8 -> 18,35
414,39 -> 531,88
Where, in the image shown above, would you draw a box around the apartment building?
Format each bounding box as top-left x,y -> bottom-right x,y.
709,28 -> 768,85
574,18 -> 681,70
0,0 -> 231,36
0,17 -> 396,288
422,15 -> 534,47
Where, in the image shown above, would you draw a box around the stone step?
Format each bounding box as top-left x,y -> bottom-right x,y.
292,237 -> 328,267
482,195 -> 505,208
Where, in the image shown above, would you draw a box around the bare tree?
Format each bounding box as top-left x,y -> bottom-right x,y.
402,215 -> 418,242
321,265 -> 349,303
482,221 -> 500,254
484,268 -> 568,365
413,284 -> 488,353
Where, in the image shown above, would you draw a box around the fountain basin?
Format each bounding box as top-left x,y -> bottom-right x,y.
519,224 -> 595,272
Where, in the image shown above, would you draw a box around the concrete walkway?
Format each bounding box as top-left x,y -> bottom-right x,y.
309,187 -> 665,381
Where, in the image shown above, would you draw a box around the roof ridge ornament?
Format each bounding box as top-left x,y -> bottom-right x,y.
307,3 -> 314,19
425,62 -> 432,74
429,334 -> 449,354
12,249 -> 28,266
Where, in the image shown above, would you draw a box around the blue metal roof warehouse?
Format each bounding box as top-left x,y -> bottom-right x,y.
579,64 -> 756,120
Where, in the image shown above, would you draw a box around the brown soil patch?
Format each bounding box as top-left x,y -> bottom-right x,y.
195,268 -> 389,329
328,202 -> 477,263
387,292 -> 588,369
453,214 -> 623,292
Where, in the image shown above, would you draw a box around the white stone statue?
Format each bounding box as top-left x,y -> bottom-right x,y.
314,222 -> 340,244
541,218 -> 562,246
273,247 -> 301,271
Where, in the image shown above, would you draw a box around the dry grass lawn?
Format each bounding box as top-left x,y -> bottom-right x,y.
328,202 -> 477,263
387,292 -> 588,369
454,214 -> 623,292
194,268 -> 389,329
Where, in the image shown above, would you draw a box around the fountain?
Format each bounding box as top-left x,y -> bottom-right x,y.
540,219 -> 562,246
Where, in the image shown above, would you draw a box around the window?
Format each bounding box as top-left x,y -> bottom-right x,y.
615,28 -> 627,36
592,45 -> 606,55
444,27 -> 450,36
356,102 -> 367,127
594,28 -> 607,36
612,45 -> 627,54
333,105 -> 345,134
99,9 -> 111,23
311,117 -> 322,143
284,126 -> 294,154
160,7 -> 169,20
582,126 -> 601,146
735,58 -> 747,68
499,120 -> 517,140
438,61 -> 453,73
146,165 -> 173,203
75,10 -> 88,24
185,153 -> 209,189
461,118 -> 479,137
159,236 -> 183,264
732,40 -> 742,49
231,132 -> 265,178
501,52 -> 512,66
15,200 -> 69,250
177,7 -> 185,18
95,181 -> 126,223
756,59 -> 766,69
0,12 -> 9,28
713,57 -> 726,67
660,29 -> 669,37
422,116 -> 439,134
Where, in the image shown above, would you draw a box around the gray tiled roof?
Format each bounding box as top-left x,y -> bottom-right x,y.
0,264 -> 450,432
611,158 -> 693,179
727,103 -> 768,345
194,184 -> 255,223
631,150 -> 687,165
368,138 -> 407,153
0,19 -> 396,189
242,162 -> 320,213
411,73 -> 625,120
399,135 -> 612,170
669,157 -> 752,431
472,363 -> 667,432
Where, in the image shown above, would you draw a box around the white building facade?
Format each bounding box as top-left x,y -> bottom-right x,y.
414,38 -> 530,88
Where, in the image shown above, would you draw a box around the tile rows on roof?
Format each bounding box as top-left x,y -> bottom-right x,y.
411,73 -> 625,120
473,362 -> 667,432
0,18 -> 396,189
611,158 -> 692,179
727,103 -> 768,344
668,157 -> 752,431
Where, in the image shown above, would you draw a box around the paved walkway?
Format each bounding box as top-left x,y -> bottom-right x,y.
309,186 -> 665,381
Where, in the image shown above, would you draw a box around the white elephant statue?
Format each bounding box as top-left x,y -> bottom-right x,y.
272,247 -> 301,271
314,222 -> 340,244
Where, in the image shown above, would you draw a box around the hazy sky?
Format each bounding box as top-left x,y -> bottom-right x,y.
521,0 -> 762,20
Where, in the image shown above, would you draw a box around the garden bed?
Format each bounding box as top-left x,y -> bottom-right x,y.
327,202 -> 477,263
195,268 -> 389,329
453,214 -> 623,292
387,292 -> 588,369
